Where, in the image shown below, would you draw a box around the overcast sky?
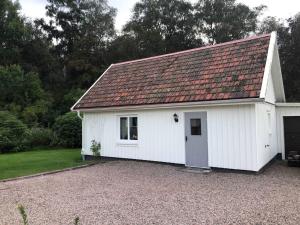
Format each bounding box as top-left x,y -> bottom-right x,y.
18,0 -> 300,31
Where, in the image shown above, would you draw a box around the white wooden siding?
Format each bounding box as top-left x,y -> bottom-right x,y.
82,104 -> 258,171
255,103 -> 278,171
276,105 -> 300,159
265,72 -> 276,104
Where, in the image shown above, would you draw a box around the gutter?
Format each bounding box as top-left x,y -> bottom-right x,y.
72,98 -> 264,113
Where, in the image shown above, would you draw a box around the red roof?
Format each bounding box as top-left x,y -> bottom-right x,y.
73,34 -> 271,110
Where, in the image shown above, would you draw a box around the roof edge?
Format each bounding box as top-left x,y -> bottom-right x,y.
260,31 -> 277,99
73,98 -> 264,113
113,33 -> 271,66
276,102 -> 300,107
71,64 -> 114,111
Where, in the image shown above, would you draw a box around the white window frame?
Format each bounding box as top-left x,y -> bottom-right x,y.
117,115 -> 138,145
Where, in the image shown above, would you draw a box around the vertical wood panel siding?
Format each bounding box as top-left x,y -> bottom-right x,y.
255,103 -> 278,171
82,104 -> 258,171
276,106 -> 300,159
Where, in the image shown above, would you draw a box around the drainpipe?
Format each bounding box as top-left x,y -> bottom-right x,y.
76,111 -> 85,160
77,111 -> 83,120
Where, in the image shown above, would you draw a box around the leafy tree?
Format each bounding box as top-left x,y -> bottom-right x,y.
0,111 -> 28,153
279,14 -> 300,101
37,0 -> 116,89
53,112 -> 82,147
259,16 -> 285,34
0,0 -> 29,65
258,14 -> 300,101
0,65 -> 50,126
107,34 -> 141,63
194,0 -> 265,44
123,0 -> 202,57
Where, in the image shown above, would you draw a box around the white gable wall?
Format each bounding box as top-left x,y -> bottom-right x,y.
82,104 -> 259,171
265,72 -> 276,104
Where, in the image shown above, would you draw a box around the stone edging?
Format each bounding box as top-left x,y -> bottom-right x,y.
0,162 -> 100,183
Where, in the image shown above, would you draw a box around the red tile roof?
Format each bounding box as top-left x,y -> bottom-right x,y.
73,34 -> 271,109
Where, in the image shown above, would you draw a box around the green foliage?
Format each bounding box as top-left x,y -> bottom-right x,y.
90,140 -> 101,157
124,0 -> 201,56
17,204 -> 28,225
0,111 -> 28,153
195,0 -> 265,44
0,0 -> 28,65
60,88 -> 85,113
26,128 -> 53,147
53,112 -> 82,148
0,65 -> 50,126
37,0 -> 116,89
259,13 -> 300,101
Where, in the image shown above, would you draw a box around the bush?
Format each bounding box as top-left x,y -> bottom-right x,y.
0,111 -> 28,153
53,112 -> 81,147
27,127 -> 53,147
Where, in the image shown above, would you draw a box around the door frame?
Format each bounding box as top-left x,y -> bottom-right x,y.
184,111 -> 209,168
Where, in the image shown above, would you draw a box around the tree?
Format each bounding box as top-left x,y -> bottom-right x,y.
279,14 -> 300,101
0,65 -> 50,126
259,16 -> 285,34
0,111 -> 28,153
194,0 -> 265,44
53,112 -> 82,147
258,14 -> 300,101
0,0 -> 30,65
123,0 -> 202,57
37,0 -> 116,89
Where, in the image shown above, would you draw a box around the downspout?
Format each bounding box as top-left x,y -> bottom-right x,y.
77,111 -> 83,120
76,111 -> 85,160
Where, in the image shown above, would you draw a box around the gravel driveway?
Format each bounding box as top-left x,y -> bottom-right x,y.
0,160 -> 299,225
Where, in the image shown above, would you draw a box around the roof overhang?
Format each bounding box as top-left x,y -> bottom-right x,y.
72,98 -> 264,113
276,103 -> 300,107
260,31 -> 286,102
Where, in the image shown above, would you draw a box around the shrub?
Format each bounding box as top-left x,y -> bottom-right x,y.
0,111 -> 28,153
27,128 -> 53,147
53,112 -> 81,147
90,140 -> 101,156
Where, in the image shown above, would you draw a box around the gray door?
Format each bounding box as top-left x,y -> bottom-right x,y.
185,112 -> 208,168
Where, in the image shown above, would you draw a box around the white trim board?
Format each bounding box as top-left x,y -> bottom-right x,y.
70,64 -> 114,111
74,98 -> 264,113
260,31 -> 277,99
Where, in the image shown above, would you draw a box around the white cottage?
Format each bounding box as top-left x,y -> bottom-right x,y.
72,32 -> 300,172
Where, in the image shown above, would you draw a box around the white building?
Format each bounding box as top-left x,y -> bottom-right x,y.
72,32 -> 300,172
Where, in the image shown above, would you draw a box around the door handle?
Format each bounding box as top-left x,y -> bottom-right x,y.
185,136 -> 188,142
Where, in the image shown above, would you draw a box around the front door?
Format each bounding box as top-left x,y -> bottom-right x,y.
185,112 -> 208,168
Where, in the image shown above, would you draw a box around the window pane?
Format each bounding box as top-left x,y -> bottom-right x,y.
191,119 -> 201,135
130,117 -> 138,140
120,117 -> 128,140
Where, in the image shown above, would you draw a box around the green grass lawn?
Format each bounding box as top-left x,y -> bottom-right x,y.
0,149 -> 88,180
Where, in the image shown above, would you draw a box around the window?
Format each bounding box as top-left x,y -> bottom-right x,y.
191,119 -> 201,135
120,116 -> 138,141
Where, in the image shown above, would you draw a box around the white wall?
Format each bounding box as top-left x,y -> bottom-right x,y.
265,72 -> 276,104
276,105 -> 300,159
82,104 -> 259,171
255,102 -> 278,171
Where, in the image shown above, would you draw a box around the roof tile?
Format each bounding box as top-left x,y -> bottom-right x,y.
74,34 -> 271,109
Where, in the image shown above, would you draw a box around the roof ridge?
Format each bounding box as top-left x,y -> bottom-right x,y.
113,33 -> 271,66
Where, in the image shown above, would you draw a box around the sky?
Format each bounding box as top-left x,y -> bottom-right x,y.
18,0 -> 300,31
